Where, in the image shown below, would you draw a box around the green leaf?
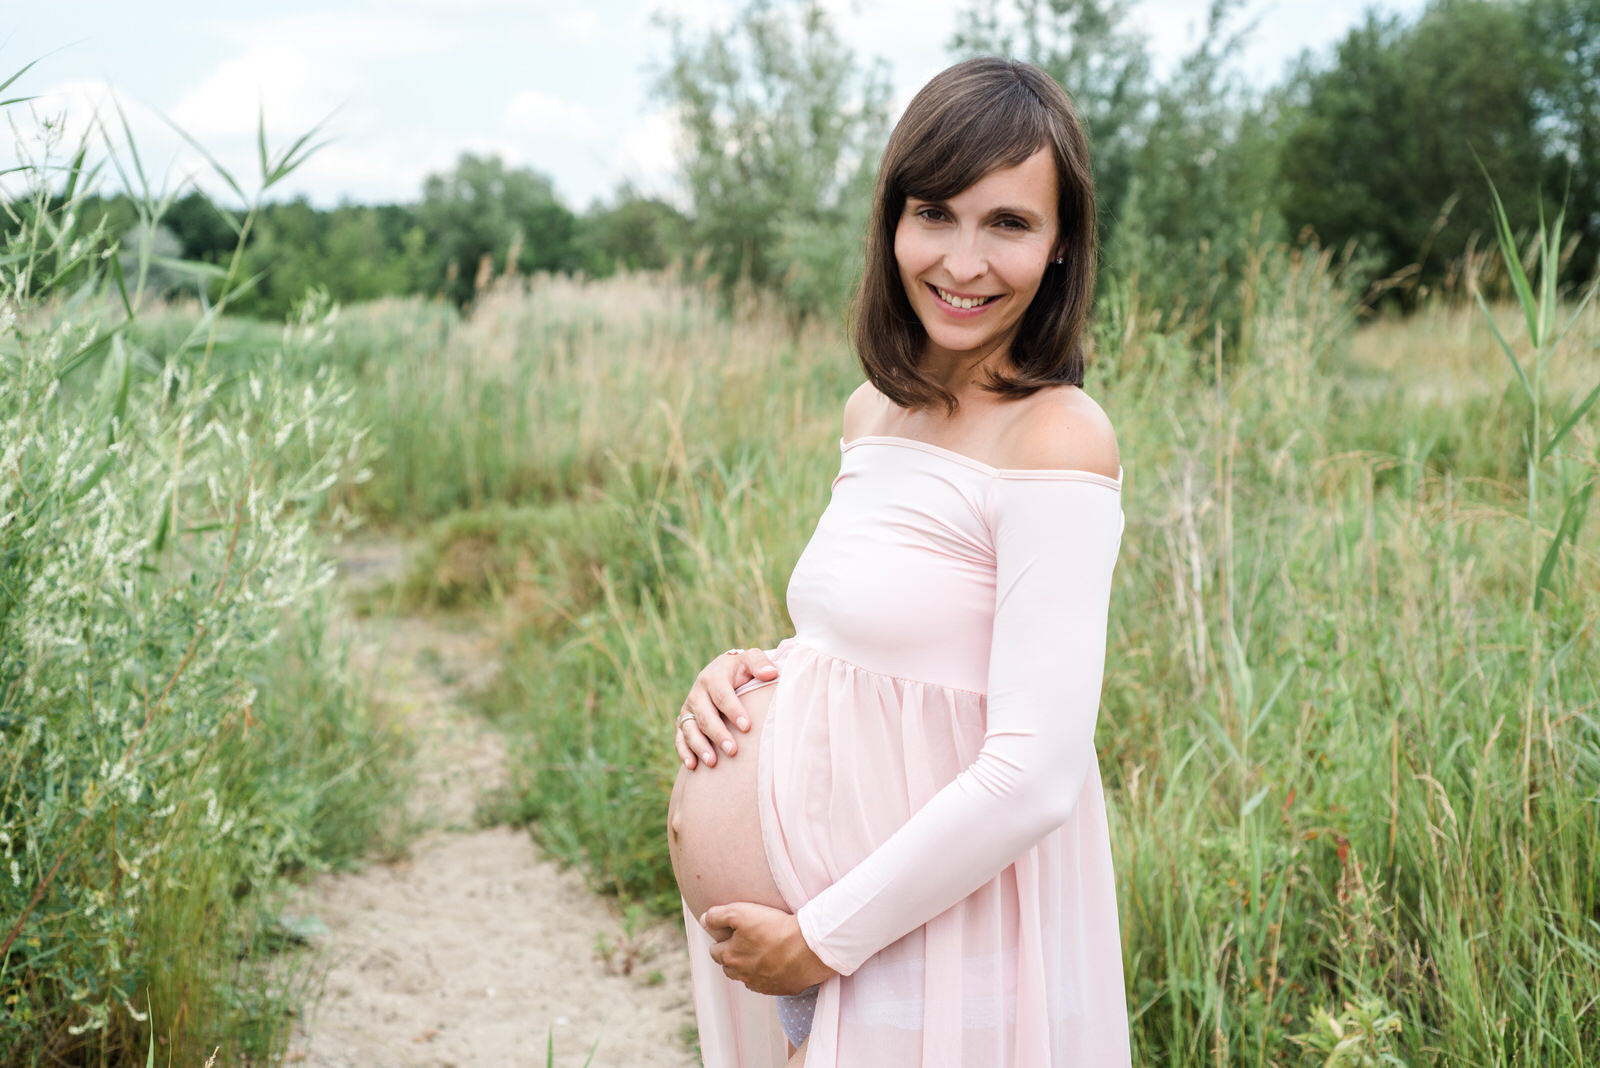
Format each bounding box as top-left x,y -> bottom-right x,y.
1473,289 -> 1533,402
160,111 -> 247,205
59,138 -> 91,204
1542,379 -> 1600,461
1546,275 -> 1599,356
1241,785 -> 1270,819
108,243 -> 136,319
150,254 -> 229,280
109,92 -> 153,204
149,494 -> 172,555
0,59 -> 42,99
1478,162 -> 1541,349
109,334 -> 133,427
1534,478 -> 1595,610
66,454 -> 117,504
55,328 -> 118,381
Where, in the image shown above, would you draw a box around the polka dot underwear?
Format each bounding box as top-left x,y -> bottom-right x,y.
776,985 -> 819,1048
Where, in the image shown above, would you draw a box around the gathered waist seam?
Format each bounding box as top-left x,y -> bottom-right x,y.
776,637 -> 987,698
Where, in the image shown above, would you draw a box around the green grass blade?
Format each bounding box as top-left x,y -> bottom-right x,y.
108,238 -> 136,319
1534,477 -> 1595,609
1547,277 -> 1599,354
257,101 -> 269,183
1540,204 -> 1563,348
1542,379 -> 1600,461
59,137 -> 91,204
0,58 -> 42,98
110,334 -> 132,426
1479,165 -> 1541,348
159,111 -> 247,205
1474,289 -> 1534,402
262,117 -> 336,189
151,254 -> 228,280
110,92 -> 152,203
55,327 -> 117,380
148,491 -> 172,554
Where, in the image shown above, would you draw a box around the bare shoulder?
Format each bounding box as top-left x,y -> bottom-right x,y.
995,385 -> 1120,478
841,380 -> 887,443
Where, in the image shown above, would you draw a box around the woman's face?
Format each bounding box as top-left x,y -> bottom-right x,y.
894,147 -> 1059,370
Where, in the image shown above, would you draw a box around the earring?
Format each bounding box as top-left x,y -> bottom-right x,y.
1053,256 -> 1064,264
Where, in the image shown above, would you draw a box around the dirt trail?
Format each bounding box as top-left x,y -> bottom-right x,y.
285,537 -> 698,1067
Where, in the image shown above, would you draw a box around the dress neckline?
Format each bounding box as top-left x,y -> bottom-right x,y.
840,435 -> 1122,489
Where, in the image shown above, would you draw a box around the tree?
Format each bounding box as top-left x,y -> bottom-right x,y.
582,189 -> 692,275
415,154 -> 580,305
657,0 -> 891,316
1526,0 -> 1600,283
1277,1 -> 1547,301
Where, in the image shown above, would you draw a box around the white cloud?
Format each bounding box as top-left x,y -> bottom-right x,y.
504,91 -> 596,137
0,80 -> 218,199
169,11 -> 453,140
608,108 -> 683,202
557,10 -> 599,38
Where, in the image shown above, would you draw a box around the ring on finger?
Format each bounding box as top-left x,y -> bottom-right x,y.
677,712 -> 695,728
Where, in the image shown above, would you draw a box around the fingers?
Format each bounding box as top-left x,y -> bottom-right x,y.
740,647 -> 779,683
677,701 -> 718,769
676,646 -> 783,769
673,718 -> 699,770
694,676 -> 745,756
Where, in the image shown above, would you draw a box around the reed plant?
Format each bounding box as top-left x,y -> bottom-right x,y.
374,236 -> 1600,1061
1,81 -> 403,1064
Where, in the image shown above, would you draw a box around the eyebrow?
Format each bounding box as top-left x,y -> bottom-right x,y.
906,197 -> 1049,225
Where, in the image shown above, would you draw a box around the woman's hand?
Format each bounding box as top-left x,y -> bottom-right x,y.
703,902 -> 834,996
675,647 -> 778,769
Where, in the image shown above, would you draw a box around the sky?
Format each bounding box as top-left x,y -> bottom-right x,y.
2,0 -> 1428,211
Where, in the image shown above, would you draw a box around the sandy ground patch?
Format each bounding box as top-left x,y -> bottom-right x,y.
285,536 -> 699,1067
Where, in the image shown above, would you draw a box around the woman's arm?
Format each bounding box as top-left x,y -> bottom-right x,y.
791,469 -> 1123,976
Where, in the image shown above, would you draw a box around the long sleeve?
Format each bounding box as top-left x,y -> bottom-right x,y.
792,473 -> 1123,977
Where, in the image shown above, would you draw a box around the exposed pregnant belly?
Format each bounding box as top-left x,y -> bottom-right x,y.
668,681 -> 787,923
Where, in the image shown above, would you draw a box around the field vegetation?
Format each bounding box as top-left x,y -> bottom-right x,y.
1,91 -> 406,1064
5,0 -> 1599,1063
374,246 -> 1597,1065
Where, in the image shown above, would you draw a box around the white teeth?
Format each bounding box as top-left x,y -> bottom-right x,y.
935,286 -> 992,310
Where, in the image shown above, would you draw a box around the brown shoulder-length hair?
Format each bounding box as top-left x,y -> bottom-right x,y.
852,57 -> 1097,411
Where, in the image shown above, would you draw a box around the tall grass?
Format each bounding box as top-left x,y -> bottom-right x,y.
349,229 -> 1599,1062
2,86 -> 404,1064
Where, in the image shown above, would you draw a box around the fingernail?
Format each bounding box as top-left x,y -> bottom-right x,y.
684,758 -> 693,769
703,751 -> 714,763
721,739 -> 735,754
737,717 -> 750,731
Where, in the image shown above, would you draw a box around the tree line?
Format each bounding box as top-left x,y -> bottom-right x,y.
11,0 -> 1597,327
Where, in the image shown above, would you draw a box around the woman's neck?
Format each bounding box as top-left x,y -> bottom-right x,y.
919,340 -> 1015,398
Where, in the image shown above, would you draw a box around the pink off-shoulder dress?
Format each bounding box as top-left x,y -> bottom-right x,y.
684,435 -> 1131,1067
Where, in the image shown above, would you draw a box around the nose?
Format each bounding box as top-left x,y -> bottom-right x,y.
942,226 -> 987,283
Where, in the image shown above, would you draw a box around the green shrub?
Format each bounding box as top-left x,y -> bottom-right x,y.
1,79 -> 404,1065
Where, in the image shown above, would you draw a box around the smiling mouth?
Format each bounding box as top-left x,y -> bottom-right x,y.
930,284 -> 1000,311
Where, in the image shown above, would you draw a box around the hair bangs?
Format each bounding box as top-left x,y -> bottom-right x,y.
895,85 -> 1053,205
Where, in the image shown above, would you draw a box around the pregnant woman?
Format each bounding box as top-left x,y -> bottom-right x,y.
667,57 -> 1132,1067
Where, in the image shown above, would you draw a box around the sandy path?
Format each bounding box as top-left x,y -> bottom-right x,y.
285,537 -> 699,1067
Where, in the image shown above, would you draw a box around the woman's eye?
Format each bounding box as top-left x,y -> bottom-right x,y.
995,216 -> 1028,231
915,206 -> 947,223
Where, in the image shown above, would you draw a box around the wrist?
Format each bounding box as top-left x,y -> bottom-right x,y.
786,914 -> 834,986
